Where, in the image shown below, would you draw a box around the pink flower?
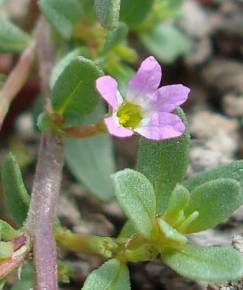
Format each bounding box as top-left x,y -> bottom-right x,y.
96,56 -> 190,140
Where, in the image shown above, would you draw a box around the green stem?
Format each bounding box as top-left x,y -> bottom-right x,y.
55,228 -> 117,259
55,228 -> 157,263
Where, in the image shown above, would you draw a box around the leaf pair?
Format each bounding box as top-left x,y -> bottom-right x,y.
112,167 -> 243,282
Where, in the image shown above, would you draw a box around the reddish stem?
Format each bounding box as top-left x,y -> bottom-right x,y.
26,134 -> 63,290
64,122 -> 104,138
26,17 -> 64,290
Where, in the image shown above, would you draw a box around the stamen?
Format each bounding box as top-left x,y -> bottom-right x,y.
117,102 -> 142,129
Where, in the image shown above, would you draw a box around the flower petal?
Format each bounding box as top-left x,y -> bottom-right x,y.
127,56 -> 162,101
96,76 -> 122,110
135,112 -> 185,140
151,84 -> 190,112
104,116 -> 134,138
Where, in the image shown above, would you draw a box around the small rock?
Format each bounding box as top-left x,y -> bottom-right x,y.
201,59 -> 243,94
223,94 -> 243,117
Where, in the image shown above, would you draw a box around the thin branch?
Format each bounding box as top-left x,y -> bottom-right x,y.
0,41 -> 35,130
26,17 -> 64,290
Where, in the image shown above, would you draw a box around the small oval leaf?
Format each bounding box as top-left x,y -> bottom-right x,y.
183,160 -> 243,191
95,0 -> 121,29
51,56 -> 103,127
82,259 -> 130,290
64,103 -> 115,201
112,169 -> 156,239
163,243 -> 243,282
0,18 -> 30,53
1,153 -> 30,227
140,23 -> 190,64
137,108 -> 190,214
184,178 -> 242,233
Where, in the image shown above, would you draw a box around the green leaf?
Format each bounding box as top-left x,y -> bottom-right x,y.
118,221 -> 136,238
0,241 -> 13,259
0,220 -> 18,241
140,23 -> 190,64
112,169 -> 156,239
158,218 -> 187,249
137,108 -> 190,214
82,259 -> 130,290
95,0 -> 121,29
64,103 -> 115,202
159,0 -> 183,19
0,18 -> 30,53
50,48 -> 83,89
1,153 -> 30,227
163,243 -> 243,282
184,160 -> 243,191
120,0 -> 154,29
51,56 -> 103,127
10,263 -> 34,290
183,178 -> 242,233
39,0 -> 83,39
164,184 -> 190,220
0,280 -> 5,290
102,22 -> 128,53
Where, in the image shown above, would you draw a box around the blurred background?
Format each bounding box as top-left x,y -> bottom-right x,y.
0,0 -> 243,289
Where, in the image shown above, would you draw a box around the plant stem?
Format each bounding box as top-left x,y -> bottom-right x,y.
26,17 -> 63,290
64,122 -> 105,138
27,134 -> 63,290
0,41 -> 35,130
55,227 -> 117,258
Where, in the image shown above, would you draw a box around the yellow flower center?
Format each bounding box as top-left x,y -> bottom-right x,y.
117,102 -> 142,129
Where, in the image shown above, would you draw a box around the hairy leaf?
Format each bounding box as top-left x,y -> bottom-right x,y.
184,178 -> 242,233
82,259 -> 130,290
112,169 -> 156,239
184,160 -> 243,191
137,108 -> 190,214
95,0 -> 121,29
163,243 -> 243,282
164,184 -> 190,218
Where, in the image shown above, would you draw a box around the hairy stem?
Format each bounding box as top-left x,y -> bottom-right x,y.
26,17 -> 63,290
0,41 -> 35,130
27,134 -> 63,290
